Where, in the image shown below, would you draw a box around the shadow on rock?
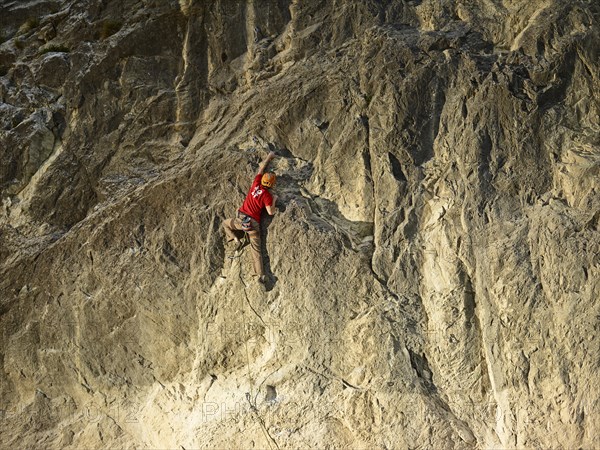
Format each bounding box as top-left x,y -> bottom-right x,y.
260,213 -> 278,292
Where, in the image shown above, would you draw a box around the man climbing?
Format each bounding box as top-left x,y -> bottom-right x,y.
223,151 -> 278,283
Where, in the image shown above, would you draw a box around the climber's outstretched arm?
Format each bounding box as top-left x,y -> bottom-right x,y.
266,195 -> 278,215
257,151 -> 276,175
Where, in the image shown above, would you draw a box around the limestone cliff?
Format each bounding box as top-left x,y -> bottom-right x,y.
1,0 -> 599,448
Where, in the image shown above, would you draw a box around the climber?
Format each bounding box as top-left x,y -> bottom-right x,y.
223,151 -> 278,283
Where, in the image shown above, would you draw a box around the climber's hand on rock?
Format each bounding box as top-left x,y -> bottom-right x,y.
259,151 -> 276,174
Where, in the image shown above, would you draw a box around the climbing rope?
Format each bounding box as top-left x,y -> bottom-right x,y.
236,249 -> 279,450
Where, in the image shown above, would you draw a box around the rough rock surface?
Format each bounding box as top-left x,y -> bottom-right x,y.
1,0 -> 599,448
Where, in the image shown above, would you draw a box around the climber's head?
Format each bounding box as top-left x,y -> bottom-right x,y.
261,172 -> 276,188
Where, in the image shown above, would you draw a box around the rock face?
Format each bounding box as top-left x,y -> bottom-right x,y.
1,0 -> 599,448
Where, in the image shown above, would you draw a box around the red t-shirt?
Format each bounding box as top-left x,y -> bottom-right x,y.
239,174 -> 273,222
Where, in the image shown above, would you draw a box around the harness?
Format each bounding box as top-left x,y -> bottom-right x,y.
238,211 -> 253,232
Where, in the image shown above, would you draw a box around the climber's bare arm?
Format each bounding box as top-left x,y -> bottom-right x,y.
266,195 -> 278,215
257,151 -> 276,175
